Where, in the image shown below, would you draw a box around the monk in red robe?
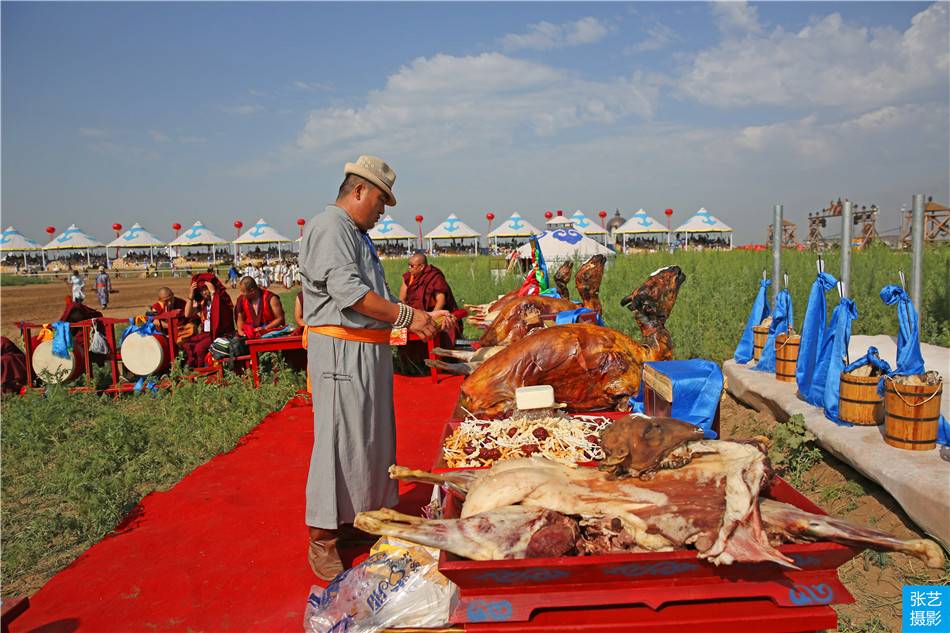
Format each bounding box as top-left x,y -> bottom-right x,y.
1,336 -> 28,394
397,253 -> 463,370
234,276 -> 285,338
150,287 -> 188,334
181,273 -> 234,367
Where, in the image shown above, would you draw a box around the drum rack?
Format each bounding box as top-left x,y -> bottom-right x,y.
16,310 -> 187,395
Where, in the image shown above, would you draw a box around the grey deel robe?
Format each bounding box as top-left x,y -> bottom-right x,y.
300,205 -> 399,528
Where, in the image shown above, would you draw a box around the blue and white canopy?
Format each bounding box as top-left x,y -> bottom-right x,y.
488,212 -> 540,238
168,221 -> 229,246
234,218 -> 292,244
516,228 -> 614,261
369,215 -> 415,241
424,213 -> 480,239
44,224 -> 105,250
1,226 -> 42,251
614,209 -> 668,235
570,210 -> 607,236
107,223 -> 166,248
674,208 -> 733,233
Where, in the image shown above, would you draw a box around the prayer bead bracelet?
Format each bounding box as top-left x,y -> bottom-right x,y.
394,302 -> 414,329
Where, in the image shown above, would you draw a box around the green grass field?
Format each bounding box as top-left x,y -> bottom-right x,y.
379,244 -> 949,360
0,274 -> 53,286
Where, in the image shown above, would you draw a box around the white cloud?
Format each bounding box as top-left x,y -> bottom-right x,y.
219,104 -> 263,115
712,1 -> 763,35
148,130 -> 170,143
290,52 -> 657,161
679,3 -> 949,109
293,80 -> 333,92
501,17 -> 609,51
79,127 -> 109,138
88,141 -> 159,160
626,22 -> 680,54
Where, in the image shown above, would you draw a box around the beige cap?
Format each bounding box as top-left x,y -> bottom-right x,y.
344,155 -> 397,206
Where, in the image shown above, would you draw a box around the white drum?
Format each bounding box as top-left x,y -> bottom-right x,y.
121,333 -> 169,376
32,340 -> 83,384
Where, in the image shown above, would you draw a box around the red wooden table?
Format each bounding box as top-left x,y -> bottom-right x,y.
245,334 -> 303,387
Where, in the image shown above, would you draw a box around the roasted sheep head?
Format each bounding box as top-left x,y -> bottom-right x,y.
575,255 -> 606,313
620,266 -> 686,331
599,415 -> 704,479
553,260 -> 574,300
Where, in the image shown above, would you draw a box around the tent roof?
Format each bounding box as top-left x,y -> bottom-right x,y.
424,213 -> 480,239
168,221 -> 229,246
368,215 -> 415,241
546,216 -> 575,227
234,218 -> 292,244
516,228 -> 614,261
925,199 -> 950,212
488,212 -> 541,238
44,224 -> 105,250
673,208 -> 733,233
1,226 -> 42,251
569,211 -> 606,235
107,223 -> 166,248
614,209 -> 668,234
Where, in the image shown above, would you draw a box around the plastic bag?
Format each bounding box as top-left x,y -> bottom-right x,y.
88,321 -> 109,355
304,537 -> 457,633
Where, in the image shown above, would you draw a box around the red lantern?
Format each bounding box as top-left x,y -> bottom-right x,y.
486,212 -> 494,221
172,222 -> 182,231
112,223 -> 122,232
598,210 -> 607,219
296,218 -> 306,226
664,208 -> 673,217
45,226 -> 56,235
415,214 -> 424,223
556,209 -> 563,216
544,211 -> 553,220
234,220 -> 243,230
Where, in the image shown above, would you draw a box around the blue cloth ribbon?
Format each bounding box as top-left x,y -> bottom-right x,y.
796,272 -> 837,399
539,288 -> 562,299
51,321 -> 72,359
555,307 -> 605,326
842,346 -> 892,375
627,359 -> 722,439
879,285 -> 926,376
261,325 -> 294,339
878,285 -> 948,446
812,298 -> 857,424
134,377 -> 158,393
734,279 -> 771,364
361,231 -> 385,277
121,315 -> 157,344
754,289 -> 794,373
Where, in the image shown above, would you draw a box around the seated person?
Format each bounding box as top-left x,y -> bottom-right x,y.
150,287 -> 188,333
234,276 -> 285,338
293,292 -> 304,334
180,273 -> 234,368
396,253 -> 463,371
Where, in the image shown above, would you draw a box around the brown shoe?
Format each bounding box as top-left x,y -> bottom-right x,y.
308,527 -> 343,581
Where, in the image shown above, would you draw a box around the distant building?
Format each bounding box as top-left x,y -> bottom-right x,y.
606,209 -> 626,235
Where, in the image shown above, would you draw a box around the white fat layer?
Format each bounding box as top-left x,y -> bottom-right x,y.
649,265 -> 673,277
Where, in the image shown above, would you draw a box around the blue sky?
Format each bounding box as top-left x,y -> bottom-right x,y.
2,1 -> 948,244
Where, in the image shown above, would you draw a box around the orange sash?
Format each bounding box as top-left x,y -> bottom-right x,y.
301,325 -> 391,392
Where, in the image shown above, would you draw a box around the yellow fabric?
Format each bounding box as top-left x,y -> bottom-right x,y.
36,324 -> 55,343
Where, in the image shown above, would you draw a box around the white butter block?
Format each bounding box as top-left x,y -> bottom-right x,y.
516,385 -> 555,410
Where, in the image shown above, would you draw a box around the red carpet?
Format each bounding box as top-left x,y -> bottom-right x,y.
12,374 -> 465,633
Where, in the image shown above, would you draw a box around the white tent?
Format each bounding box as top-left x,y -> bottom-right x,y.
516,228 -> 614,262
424,213 -> 481,254
43,224 -> 105,267
487,212 -> 540,239
1,226 -> 42,267
614,209 -> 669,250
233,218 -> 292,244
673,208 -> 734,249
107,223 -> 166,265
368,215 -> 415,253
168,221 -> 230,264
570,210 -> 607,236
545,215 -> 576,229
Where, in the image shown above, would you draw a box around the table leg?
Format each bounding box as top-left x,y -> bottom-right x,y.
251,349 -> 261,388
427,337 -> 437,384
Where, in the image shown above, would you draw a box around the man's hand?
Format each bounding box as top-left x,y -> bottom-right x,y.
428,310 -> 457,332
408,308 -> 438,340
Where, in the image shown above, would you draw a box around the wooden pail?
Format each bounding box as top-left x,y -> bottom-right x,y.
32,340 -> 84,384
775,333 -> 800,382
838,373 -> 883,425
752,325 -> 769,361
883,377 -> 943,450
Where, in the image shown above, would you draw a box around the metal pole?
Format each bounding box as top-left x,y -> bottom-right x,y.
840,200 -> 853,298
911,193 -> 925,315
772,204 -> 783,304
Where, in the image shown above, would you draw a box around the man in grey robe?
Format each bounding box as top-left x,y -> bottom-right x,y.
299,155 -> 454,580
